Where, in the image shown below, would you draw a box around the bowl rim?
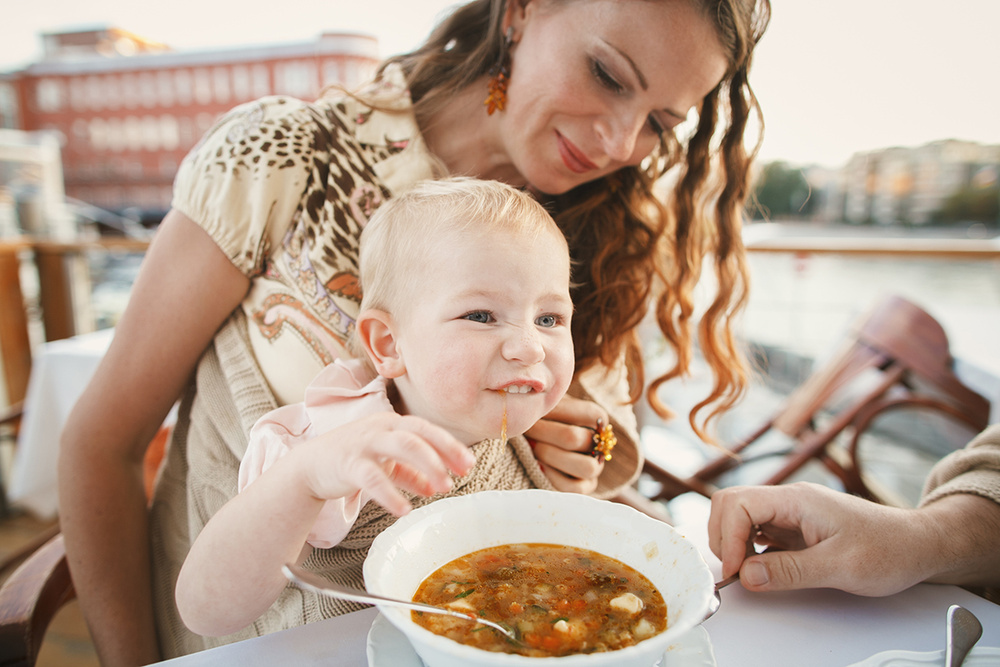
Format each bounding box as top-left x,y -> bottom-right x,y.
363,489 -> 714,665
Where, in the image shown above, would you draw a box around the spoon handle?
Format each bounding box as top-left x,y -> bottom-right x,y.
946,605 -> 983,667
282,564 -> 464,618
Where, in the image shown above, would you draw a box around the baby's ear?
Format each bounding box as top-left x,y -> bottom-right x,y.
356,309 -> 406,378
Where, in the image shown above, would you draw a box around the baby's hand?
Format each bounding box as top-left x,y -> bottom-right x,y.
299,412 -> 476,516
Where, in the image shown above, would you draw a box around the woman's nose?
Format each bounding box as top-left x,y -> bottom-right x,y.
502,327 -> 545,365
595,111 -> 645,163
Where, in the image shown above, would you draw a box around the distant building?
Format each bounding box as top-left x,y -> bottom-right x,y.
840,140 -> 1000,226
0,27 -> 379,221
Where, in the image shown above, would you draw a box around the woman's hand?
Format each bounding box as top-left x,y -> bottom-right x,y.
525,394 -> 606,494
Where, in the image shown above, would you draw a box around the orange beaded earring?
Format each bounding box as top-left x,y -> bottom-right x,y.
484,27 -> 514,115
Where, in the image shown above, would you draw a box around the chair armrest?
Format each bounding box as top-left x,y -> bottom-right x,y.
0,533 -> 75,666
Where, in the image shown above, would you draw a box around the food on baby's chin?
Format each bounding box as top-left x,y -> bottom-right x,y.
411,543 -> 667,657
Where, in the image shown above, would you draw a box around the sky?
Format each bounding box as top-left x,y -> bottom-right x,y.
2,0 -> 998,169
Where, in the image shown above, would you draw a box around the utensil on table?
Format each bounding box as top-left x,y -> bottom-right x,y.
704,572 -> 739,621
282,563 -> 525,646
946,604 -> 982,667
706,534 -> 766,621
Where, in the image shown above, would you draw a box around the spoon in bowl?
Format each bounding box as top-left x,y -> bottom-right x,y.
282,563 -> 525,646
705,536 -> 768,621
704,571 -> 740,621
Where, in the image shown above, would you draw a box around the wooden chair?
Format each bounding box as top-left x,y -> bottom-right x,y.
0,403 -> 25,519
637,294 -> 991,506
0,424 -> 170,665
0,534 -> 72,667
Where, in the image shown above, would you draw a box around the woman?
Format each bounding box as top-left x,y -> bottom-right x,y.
58,0 -> 770,663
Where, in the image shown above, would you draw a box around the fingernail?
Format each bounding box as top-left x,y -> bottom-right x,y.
743,561 -> 769,587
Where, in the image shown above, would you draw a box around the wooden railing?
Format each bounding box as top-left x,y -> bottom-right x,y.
2,230 -> 999,410
0,237 -> 150,406
744,234 -> 1000,259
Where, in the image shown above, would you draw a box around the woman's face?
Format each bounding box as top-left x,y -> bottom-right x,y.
501,0 -> 728,195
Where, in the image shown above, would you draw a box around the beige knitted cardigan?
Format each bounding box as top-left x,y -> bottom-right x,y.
920,422 -> 1000,602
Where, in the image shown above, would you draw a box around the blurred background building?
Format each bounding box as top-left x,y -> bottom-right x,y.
0,26 -> 378,226
750,140 -> 1000,230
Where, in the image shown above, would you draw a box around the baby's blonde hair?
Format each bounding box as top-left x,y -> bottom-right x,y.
348,177 -> 566,360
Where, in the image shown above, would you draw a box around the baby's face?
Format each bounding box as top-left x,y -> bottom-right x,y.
390,226 -> 574,445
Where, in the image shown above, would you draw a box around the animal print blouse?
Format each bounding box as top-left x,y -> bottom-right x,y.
172,64 -> 440,406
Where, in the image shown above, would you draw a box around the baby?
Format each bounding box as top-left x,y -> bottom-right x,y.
176,177 -> 576,637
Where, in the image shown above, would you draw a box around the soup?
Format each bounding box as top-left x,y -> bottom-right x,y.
411,543 -> 667,657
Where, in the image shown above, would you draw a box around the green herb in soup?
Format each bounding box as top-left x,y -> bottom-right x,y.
411,543 -> 667,657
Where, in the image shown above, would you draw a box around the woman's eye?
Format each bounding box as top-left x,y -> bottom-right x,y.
647,115 -> 666,138
462,311 -> 494,324
590,59 -> 624,94
535,314 -> 560,328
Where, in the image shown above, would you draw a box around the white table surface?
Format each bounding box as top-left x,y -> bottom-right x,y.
148,517 -> 1000,667
9,327 -> 114,518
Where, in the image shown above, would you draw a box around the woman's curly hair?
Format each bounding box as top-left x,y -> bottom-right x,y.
383,0 -> 771,443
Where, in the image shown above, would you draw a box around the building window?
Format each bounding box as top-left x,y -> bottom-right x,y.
106,117 -> 126,153
275,61 -> 317,99
252,65 -> 270,98
69,78 -> 86,111
0,82 -> 19,128
159,156 -> 178,178
85,76 -> 104,110
159,115 -> 179,151
231,66 -> 251,101
157,71 -> 175,107
124,116 -> 143,152
71,118 -> 89,142
178,116 -> 196,147
140,73 -> 157,108
35,78 -> 65,113
195,112 -> 215,136
193,69 -> 212,105
89,118 -> 108,151
122,74 -> 141,109
322,61 -> 343,89
142,116 -> 160,150
174,70 -> 193,106
213,67 -> 231,104
105,76 -> 122,110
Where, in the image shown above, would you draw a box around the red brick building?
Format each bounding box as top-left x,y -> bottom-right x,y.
0,27 -> 379,221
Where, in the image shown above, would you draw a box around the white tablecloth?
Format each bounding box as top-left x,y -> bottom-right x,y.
149,499 -> 1000,666
9,328 -> 114,518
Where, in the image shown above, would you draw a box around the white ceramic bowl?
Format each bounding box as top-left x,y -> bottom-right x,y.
363,489 -> 714,667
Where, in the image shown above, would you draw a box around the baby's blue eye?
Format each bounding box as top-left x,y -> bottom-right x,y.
462,311 -> 494,324
536,314 -> 559,328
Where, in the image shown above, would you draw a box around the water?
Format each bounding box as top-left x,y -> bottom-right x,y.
640,224 -> 1000,513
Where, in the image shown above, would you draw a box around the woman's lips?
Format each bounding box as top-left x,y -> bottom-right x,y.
556,132 -> 599,174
